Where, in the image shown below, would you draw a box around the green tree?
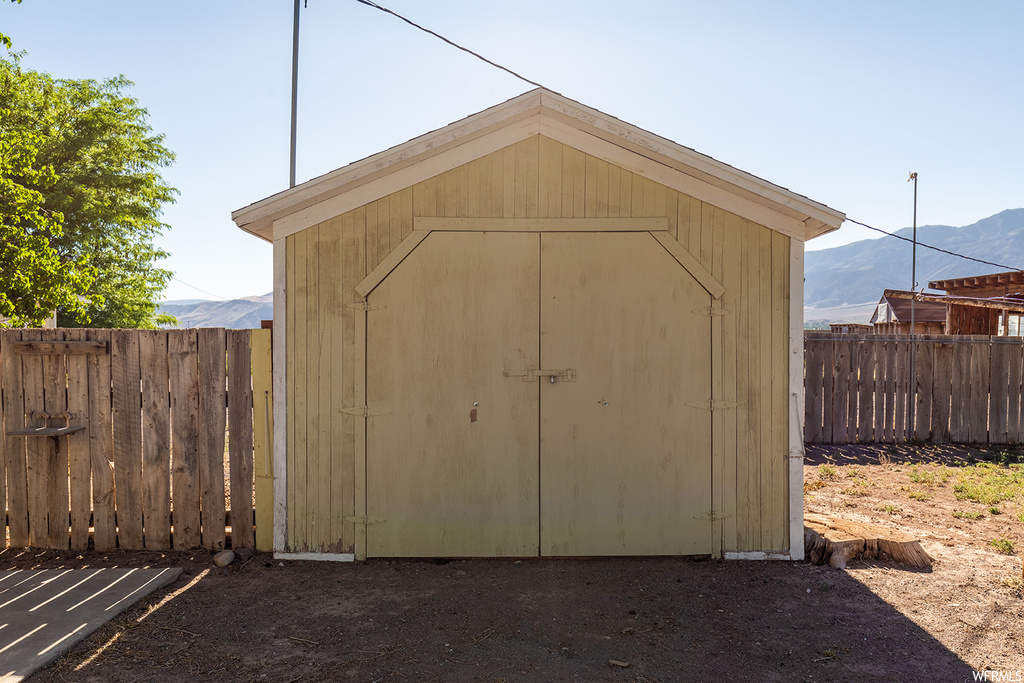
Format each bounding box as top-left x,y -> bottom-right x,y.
0,54 -> 178,328
0,126 -> 95,326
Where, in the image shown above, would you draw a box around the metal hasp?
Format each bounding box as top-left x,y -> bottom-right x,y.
503,369 -> 577,382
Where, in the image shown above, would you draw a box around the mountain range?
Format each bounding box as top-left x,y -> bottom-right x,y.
158,294 -> 272,329
804,208 -> 1024,325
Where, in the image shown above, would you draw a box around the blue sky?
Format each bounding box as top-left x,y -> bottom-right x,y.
4,1 -> 1022,300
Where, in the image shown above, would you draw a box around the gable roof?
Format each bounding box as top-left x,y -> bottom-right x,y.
232,89 -> 846,243
871,290 -> 947,324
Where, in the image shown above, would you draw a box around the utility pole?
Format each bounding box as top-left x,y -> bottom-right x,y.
909,172 -> 918,334
908,171 -> 918,439
289,0 -> 302,188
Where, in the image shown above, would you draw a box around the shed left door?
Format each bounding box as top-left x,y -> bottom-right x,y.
364,232 -> 541,557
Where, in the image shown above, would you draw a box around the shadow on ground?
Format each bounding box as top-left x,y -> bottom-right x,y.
30,554 -> 976,682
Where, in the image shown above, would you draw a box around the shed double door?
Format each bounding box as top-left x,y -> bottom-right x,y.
365,230 -> 711,557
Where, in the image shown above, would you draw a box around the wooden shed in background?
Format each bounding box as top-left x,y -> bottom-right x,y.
232,89 -> 845,561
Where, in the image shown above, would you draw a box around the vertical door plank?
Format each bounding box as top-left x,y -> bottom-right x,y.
111,330 -> 144,549
140,330 -> 171,549
169,329 -> 201,549
719,213 -> 741,552
65,328 -> 92,550
86,329 -> 116,551
197,328 -> 227,550
769,231 -> 788,551
251,328 -> 274,552
228,330 -> 255,549
2,329 -> 30,547
318,220 -> 345,551
341,211 -> 363,553
303,230 -> 321,550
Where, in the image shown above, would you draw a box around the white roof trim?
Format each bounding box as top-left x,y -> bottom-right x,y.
232,89 -> 845,243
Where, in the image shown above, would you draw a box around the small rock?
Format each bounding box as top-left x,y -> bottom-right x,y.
608,660 -> 630,668
235,547 -> 255,562
213,550 -> 235,567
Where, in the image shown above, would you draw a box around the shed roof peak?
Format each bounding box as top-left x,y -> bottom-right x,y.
232,89 -> 845,243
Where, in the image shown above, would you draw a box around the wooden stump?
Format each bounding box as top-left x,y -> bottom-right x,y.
804,513 -> 932,570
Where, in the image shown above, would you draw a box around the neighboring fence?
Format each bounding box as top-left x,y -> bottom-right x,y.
0,328 -> 273,551
804,332 -> 1024,445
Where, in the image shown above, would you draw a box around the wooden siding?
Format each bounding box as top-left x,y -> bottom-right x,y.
284,134 -> 790,555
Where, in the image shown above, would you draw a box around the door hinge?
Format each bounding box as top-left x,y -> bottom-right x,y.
692,305 -> 728,317
339,405 -> 392,417
504,369 -> 576,382
344,515 -> 386,525
346,301 -> 387,311
693,510 -> 731,522
685,399 -> 740,411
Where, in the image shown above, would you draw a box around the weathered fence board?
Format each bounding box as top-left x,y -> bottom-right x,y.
805,333 -> 1024,444
1,328 -> 270,551
169,329 -> 201,550
66,328 -> 92,551
228,330 -> 255,550
197,328 -> 227,551
112,330 -> 144,549
140,330 -> 172,549
86,328 -> 116,551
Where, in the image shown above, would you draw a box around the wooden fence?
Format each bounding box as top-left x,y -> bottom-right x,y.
0,328 -> 273,551
804,332 -> 1024,445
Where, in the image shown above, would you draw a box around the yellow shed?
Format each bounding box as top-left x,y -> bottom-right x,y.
232,89 -> 845,561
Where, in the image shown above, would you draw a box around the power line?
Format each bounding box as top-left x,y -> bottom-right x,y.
844,217 -> 1023,274
352,0 -> 554,92
170,277 -> 229,301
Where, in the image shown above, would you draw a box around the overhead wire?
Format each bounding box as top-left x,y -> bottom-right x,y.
350,2 -> 1019,279
843,218 -> 1023,274
351,0 -> 555,92
170,277 -> 230,301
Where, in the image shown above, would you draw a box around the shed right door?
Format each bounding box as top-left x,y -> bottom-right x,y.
539,232 -> 713,556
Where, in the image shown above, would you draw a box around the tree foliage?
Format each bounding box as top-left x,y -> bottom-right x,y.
0,53 -> 178,328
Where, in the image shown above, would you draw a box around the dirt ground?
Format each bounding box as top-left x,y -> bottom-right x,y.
6,444 -> 1023,682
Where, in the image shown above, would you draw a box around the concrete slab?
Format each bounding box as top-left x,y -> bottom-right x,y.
0,567 -> 181,682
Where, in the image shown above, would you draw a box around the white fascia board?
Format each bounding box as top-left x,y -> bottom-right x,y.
235,87 -> 845,244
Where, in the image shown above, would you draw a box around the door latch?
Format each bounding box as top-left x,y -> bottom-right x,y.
503,369 -> 577,382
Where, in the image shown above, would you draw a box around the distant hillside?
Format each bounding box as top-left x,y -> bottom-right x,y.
805,208 -> 1024,324
158,294 -> 272,329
